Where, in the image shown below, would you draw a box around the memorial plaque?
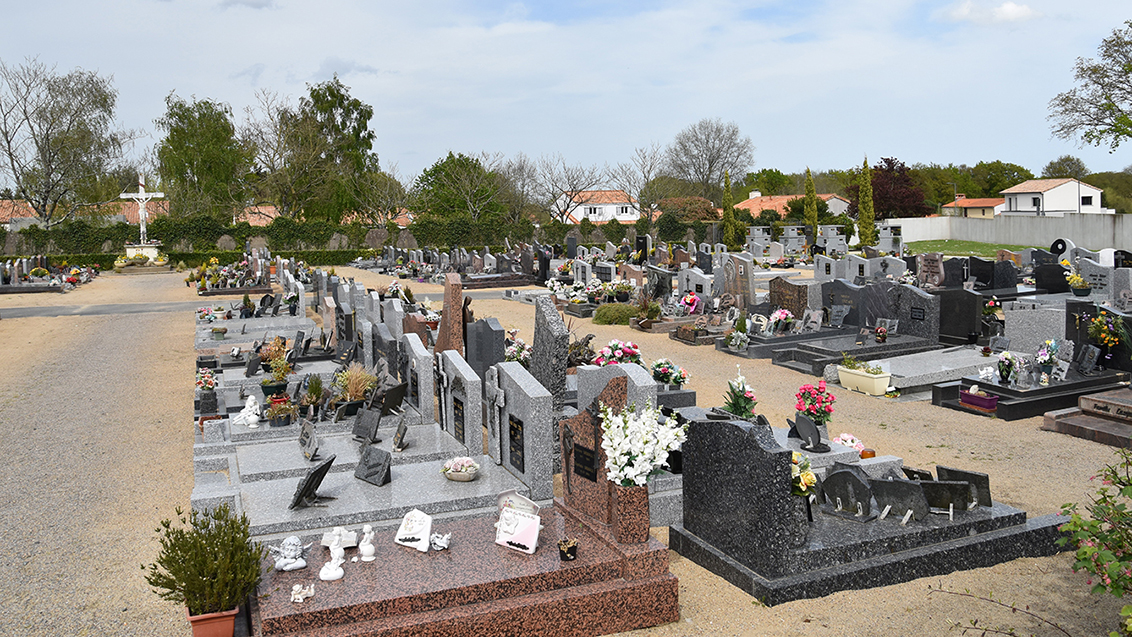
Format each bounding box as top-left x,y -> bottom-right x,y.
920,481 -> 975,512
902,466 -> 933,481
918,253 -> 944,287
1078,345 -> 1101,375
829,305 -> 849,328
509,414 -> 525,473
854,328 -> 868,345
876,318 -> 899,334
1052,360 -> 1071,382
910,306 -> 926,321
298,419 -> 320,460
988,335 -> 1010,353
391,414 -> 409,451
354,446 -> 392,486
573,444 -> 597,482
936,465 -> 991,507
409,369 -> 419,407
352,409 -> 383,443
452,396 -> 465,445
289,455 -> 336,509
244,354 -> 261,378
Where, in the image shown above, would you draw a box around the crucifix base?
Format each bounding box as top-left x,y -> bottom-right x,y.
125,243 -> 162,261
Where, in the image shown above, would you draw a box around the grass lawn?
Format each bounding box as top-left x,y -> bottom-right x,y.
905,239 -> 1042,258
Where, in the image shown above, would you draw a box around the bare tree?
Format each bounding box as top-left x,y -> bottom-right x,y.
241,90 -> 333,219
665,118 -> 754,200
497,152 -> 540,224
608,142 -> 676,232
0,58 -> 135,226
537,153 -> 604,223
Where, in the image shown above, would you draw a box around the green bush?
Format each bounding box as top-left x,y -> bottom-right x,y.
602,218 -> 626,244
593,303 -> 638,325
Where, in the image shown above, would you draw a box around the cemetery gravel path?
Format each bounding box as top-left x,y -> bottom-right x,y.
0,272 -> 195,636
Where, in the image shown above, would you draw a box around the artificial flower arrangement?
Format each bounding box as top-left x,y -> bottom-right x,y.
1089,309 -> 1125,349
505,337 -> 533,368
65,276 -> 79,285
831,433 -> 865,452
681,292 -> 700,314
557,259 -> 573,275
441,457 -> 480,475
651,359 -> 690,386
599,402 -> 687,487
725,329 -> 750,350
997,351 -> 1020,382
195,368 -> 217,391
983,296 -> 1000,317
791,452 -> 818,496
613,280 -> 634,294
1036,339 -> 1059,366
595,339 -> 643,366
874,326 -> 888,340
264,395 -> 298,420
1065,270 -> 1090,290
721,365 -> 758,418
795,380 -> 836,427
770,308 -> 794,331
898,271 -> 918,286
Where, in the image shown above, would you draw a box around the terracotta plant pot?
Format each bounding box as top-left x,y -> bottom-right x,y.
612,484 -> 650,544
186,606 -> 238,637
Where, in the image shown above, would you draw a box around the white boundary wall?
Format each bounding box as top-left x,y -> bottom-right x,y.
896,215 -> 1132,250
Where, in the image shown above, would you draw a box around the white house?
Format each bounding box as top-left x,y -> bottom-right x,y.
554,190 -> 640,224
999,178 -> 1112,216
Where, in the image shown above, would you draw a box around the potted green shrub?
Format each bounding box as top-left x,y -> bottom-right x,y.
333,362 -> 377,416
260,356 -> 292,399
143,503 -> 265,637
836,352 -> 891,396
299,376 -> 323,417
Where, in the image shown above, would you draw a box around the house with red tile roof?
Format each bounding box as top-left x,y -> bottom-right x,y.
998,178 -> 1112,216
941,195 -> 1005,219
734,192 -> 849,218
553,190 -> 640,224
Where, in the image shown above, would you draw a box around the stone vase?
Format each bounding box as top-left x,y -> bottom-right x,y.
612,484 -> 650,544
788,495 -> 812,548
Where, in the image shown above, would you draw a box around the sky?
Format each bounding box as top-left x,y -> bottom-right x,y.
1,0 -> 1130,187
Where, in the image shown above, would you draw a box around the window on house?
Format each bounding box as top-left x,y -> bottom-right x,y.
586,206 -> 598,217
1082,196 -> 1093,206
619,206 -> 629,215
1032,197 -> 1041,209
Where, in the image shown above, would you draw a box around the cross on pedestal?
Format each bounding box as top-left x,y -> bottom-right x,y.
120,174 -> 164,244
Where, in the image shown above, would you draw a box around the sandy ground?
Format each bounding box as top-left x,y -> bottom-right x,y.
0,267 -> 1125,636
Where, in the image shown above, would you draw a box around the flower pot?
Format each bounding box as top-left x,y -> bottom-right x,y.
559,543 -> 578,561
960,390 -> 999,410
616,292 -> 630,302
298,404 -> 311,417
211,331 -> 226,341
612,484 -> 650,544
261,381 -> 288,398
261,361 -> 273,374
837,366 -> 891,397
187,606 -> 238,637
444,469 -> 478,482
343,400 -> 364,417
288,303 -> 298,317
1041,364 -> 1053,375
268,414 -> 293,428
1072,287 -> 1091,297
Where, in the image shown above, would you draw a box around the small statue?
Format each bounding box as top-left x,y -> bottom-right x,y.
358,525 -> 376,562
231,396 -> 261,428
430,532 -> 451,551
319,535 -> 346,581
268,536 -> 311,572
290,584 -> 315,603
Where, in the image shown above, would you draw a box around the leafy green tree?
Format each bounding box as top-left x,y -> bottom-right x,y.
656,196 -> 718,222
656,210 -> 686,242
413,152 -> 506,222
803,168 -> 819,238
299,75 -> 378,223
155,93 -> 250,219
0,59 -> 134,226
784,196 -> 829,220
1048,20 -> 1132,150
722,170 -> 734,217
634,215 -> 650,238
971,160 -> 1034,197
601,218 -> 626,244
243,90 -> 332,219
1042,155 -> 1090,179
578,217 -> 596,242
751,168 -> 792,196
354,167 -> 408,226
856,157 -> 877,245
692,219 -> 708,243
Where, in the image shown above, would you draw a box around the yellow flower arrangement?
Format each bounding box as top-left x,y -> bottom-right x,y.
1089,310 -> 1124,348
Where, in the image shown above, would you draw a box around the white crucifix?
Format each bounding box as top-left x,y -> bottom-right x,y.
120,174 -> 164,244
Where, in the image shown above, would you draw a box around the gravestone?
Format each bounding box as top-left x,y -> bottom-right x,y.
382,298 -> 405,343
1034,263 -> 1070,294
401,333 -> 435,423
491,361 -> 554,501
374,323 -> 401,382
968,257 -> 994,288
823,279 -> 864,328
936,288 -> 983,342
466,317 -> 506,396
437,349 -> 483,453
435,273 -> 464,355
769,276 -> 810,320
402,314 -> 430,347
917,253 -> 944,287
559,376 -> 630,524
678,267 -> 713,301
354,446 -> 392,486
895,284 -> 940,343
532,296 -> 570,412
697,251 -> 713,274
862,281 -> 899,328
645,265 -> 674,301
942,258 -> 967,289
1031,249 -> 1057,268
869,477 -> 929,521
992,260 -> 1018,290
1079,258 -> 1113,299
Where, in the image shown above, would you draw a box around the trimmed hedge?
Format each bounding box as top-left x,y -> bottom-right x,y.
593,303 -> 637,325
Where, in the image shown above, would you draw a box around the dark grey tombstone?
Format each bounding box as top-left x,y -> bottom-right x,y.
862,280 -> 898,327
466,318 -> 506,395
645,265 -> 674,300
1078,345 -> 1101,375
1030,249 -> 1057,268
520,251 -> 534,275
244,354 -> 261,378
352,409 -> 382,442
988,335 -> 1010,353
531,296 -> 569,411
829,305 -> 850,328
936,288 -> 982,341
391,415 -> 409,451
374,323 -> 401,382
822,469 -> 874,519
920,481 -> 975,511
697,251 -> 713,274
942,258 -> 966,288
902,466 -> 933,481
895,284 -> 940,343
298,419 -> 320,461
968,257 -> 994,288
902,255 -> 918,275
199,390 -> 218,416
869,478 -> 929,521
567,236 -> 577,259
788,413 -> 829,453
1034,263 -> 1070,293
536,250 -> 551,283
1115,250 -> 1132,269
936,466 -> 991,507
354,446 -> 392,486
681,419 -> 802,578
822,279 -> 863,328
289,455 -> 337,509
992,261 -> 1018,289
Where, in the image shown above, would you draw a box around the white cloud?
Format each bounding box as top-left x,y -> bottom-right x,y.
219,0 -> 274,8
943,1 -> 1039,24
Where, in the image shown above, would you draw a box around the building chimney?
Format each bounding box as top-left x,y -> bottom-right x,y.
749,191 -> 761,200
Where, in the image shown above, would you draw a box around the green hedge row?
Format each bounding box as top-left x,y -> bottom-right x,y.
6,249 -> 374,270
